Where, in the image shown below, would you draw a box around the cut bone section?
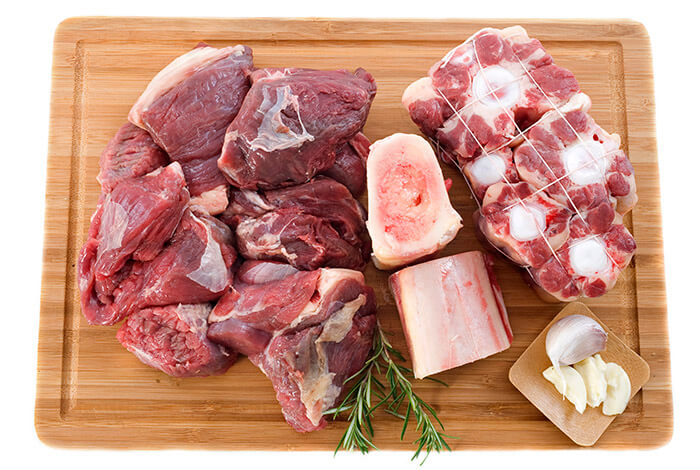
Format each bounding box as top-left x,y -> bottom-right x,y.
389,251 -> 512,379
531,210 -> 636,301
509,204 -> 546,242
461,147 -> 517,201
513,92 -> 637,215
473,66 -> 520,108
478,182 -> 572,269
569,237 -> 612,277
470,153 -> 507,187
563,141 -> 608,186
367,133 -> 462,270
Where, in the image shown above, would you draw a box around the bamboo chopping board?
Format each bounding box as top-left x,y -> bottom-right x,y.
36,17 -> 672,450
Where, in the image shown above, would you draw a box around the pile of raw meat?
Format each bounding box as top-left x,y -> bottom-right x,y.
403,26 -> 637,301
77,43 -> 378,432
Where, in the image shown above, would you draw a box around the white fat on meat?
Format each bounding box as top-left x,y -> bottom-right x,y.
469,153 -> 507,186
290,269 -> 365,329
186,219 -> 228,293
438,42 -> 474,69
316,294 -> 366,343
563,140 -> 608,186
238,189 -> 275,213
174,303 -> 212,335
299,293 -> 367,426
238,261 -> 299,285
472,65 -> 520,108
97,198 -> 129,257
249,85 -> 315,152
236,214 -> 297,262
569,237 -> 612,277
129,45 -> 246,128
505,26 -> 548,65
188,185 -> 229,216
508,204 -> 546,242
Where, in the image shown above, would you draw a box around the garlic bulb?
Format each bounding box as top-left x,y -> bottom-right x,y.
546,315 -> 608,375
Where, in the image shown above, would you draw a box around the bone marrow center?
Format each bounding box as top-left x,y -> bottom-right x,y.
569,238 -> 611,277
471,153 -> 506,186
563,141 -> 607,186
473,66 -> 520,108
509,204 -> 546,242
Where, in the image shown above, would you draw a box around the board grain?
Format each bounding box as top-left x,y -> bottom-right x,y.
36,17 -> 672,450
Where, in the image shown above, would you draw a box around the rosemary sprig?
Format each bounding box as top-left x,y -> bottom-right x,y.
325,323 -> 452,463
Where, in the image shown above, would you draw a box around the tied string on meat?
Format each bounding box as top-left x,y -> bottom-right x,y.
505,48 -> 625,271
433,83 -> 571,282
429,36 -> 626,292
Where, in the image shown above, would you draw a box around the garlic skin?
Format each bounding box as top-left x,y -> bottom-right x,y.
543,365 -> 587,414
574,354 -> 607,407
546,315 -> 608,375
603,362 -> 631,416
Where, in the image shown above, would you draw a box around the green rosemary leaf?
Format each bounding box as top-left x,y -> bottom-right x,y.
327,322 -> 452,463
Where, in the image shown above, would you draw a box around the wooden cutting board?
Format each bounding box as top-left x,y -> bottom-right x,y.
36,17 -> 672,450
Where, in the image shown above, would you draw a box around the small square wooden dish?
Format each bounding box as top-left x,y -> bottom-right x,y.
509,302 -> 651,446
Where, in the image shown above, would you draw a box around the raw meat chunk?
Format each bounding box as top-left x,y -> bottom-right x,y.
389,251 -> 512,379
514,94 -> 637,214
531,205 -> 636,301
79,207 -> 236,326
218,68 -> 376,190
207,264 -> 322,353
114,210 -> 237,316
97,122 -> 168,193
129,43 -> 254,214
117,303 -> 237,377
94,163 -> 189,270
403,26 -> 579,162
129,43 -> 253,162
208,261 -> 377,432
220,177 -> 370,270
77,163 -> 190,325
322,133 -> 371,197
235,211 -> 367,271
478,182 -> 572,269
254,308 -> 375,432
366,133 -> 462,270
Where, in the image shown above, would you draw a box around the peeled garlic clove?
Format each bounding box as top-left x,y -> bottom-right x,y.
592,353 -> 607,371
546,315 -> 608,374
603,362 -> 631,416
574,356 -> 607,407
543,365 -> 587,414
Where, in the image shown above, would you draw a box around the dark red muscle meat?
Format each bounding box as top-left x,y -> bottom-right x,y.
218,67 -> 376,190
77,163 -> 189,325
207,261 -> 377,432
129,43 -> 254,214
117,303 -> 237,377
220,176 -> 370,270
97,122 -> 169,193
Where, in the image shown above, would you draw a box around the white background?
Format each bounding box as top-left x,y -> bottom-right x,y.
2,0 -> 696,467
